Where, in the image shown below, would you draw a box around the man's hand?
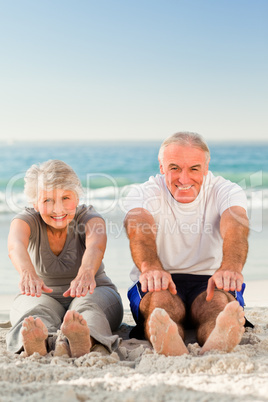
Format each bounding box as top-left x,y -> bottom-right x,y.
139,267 -> 177,295
63,270 -> 96,298
206,269 -> 244,302
19,272 -> 53,297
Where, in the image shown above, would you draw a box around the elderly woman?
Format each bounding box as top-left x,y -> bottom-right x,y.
6,160 -> 123,357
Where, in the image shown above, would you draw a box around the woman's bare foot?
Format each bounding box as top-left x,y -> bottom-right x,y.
61,310 -> 92,357
21,316 -> 48,356
201,300 -> 245,354
54,333 -> 70,357
148,308 -> 189,356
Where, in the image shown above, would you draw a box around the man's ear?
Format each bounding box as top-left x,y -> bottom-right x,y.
204,158 -> 210,175
159,161 -> 164,175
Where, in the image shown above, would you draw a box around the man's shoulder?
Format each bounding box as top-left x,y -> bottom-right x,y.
205,171 -> 237,191
122,174 -> 167,215
207,171 -> 243,193
206,171 -> 247,214
127,174 -> 166,195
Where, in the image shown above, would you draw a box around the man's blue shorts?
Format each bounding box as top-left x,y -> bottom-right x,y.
127,273 -> 247,325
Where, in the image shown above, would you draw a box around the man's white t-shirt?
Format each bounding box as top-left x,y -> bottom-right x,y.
123,171 -> 248,283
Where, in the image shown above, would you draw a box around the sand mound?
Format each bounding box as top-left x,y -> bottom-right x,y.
1,308 -> 268,401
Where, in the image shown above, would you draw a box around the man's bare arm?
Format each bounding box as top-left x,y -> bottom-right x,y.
124,208 -> 176,294
206,206 -> 249,301
220,206 -> 249,271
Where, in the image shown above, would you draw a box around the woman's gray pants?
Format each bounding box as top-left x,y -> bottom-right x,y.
6,286 -> 123,354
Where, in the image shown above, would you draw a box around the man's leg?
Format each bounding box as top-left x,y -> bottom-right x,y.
140,290 -> 189,356
190,290 -> 245,353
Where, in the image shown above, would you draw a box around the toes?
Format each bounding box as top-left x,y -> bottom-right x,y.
150,335 -> 157,344
22,316 -> 34,328
150,308 -> 168,325
155,308 -> 166,320
225,301 -> 244,317
64,310 -> 84,324
35,317 -> 45,328
226,300 -> 239,311
79,316 -> 87,326
64,310 -> 73,321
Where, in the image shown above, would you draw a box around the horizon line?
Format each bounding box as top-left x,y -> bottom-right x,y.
1,139 -> 268,145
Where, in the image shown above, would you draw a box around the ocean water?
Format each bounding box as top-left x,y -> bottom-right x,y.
1,141 -> 268,215
0,141 -> 268,294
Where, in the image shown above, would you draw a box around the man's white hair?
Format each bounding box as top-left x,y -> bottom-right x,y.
158,131 -> 210,164
24,159 -> 83,204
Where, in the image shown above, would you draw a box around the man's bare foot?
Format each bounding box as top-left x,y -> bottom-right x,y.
21,316 -> 48,356
200,300 -> 245,354
61,310 -> 92,357
148,308 -> 189,356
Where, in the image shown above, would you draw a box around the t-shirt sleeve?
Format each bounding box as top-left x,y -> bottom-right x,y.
76,205 -> 105,226
215,181 -> 248,216
12,208 -> 38,240
122,177 -> 162,217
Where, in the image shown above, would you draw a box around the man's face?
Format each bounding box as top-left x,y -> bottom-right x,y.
159,144 -> 209,203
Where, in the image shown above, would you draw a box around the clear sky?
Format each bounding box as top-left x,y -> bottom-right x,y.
0,0 -> 267,142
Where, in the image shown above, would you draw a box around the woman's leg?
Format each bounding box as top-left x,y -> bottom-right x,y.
6,293 -> 66,353
68,287 -> 123,353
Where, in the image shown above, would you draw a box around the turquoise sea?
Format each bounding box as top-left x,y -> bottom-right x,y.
0,141 -> 268,294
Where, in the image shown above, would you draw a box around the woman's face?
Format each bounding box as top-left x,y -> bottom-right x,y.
34,188 -> 79,230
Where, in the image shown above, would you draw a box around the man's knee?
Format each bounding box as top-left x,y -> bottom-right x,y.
140,290 -> 185,321
191,290 -> 235,324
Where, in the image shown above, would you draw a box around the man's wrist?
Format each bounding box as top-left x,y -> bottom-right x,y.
218,263 -> 243,273
140,261 -> 163,274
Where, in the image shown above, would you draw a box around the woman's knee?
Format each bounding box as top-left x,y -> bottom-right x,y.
10,294 -> 65,325
70,289 -> 123,330
70,287 -> 121,310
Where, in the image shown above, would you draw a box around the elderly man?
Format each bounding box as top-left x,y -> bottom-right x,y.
124,132 -> 250,356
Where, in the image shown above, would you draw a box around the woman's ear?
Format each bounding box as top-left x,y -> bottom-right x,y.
33,204 -> 39,212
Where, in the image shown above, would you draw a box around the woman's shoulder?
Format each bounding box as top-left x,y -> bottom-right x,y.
75,204 -> 104,224
12,208 -> 42,239
13,207 -> 41,225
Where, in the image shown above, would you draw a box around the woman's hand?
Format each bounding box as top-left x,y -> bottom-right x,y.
8,219 -> 53,297
63,217 -> 106,298
19,271 -> 53,297
63,269 -> 96,298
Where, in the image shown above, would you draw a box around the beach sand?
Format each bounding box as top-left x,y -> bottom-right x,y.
1,282 -> 268,401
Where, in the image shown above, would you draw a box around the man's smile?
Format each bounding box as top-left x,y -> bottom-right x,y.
175,185 -> 193,191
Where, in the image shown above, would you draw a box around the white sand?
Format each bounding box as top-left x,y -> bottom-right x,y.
1,282 -> 268,401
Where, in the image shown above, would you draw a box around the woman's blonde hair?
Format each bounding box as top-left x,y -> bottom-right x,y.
24,159 -> 83,204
